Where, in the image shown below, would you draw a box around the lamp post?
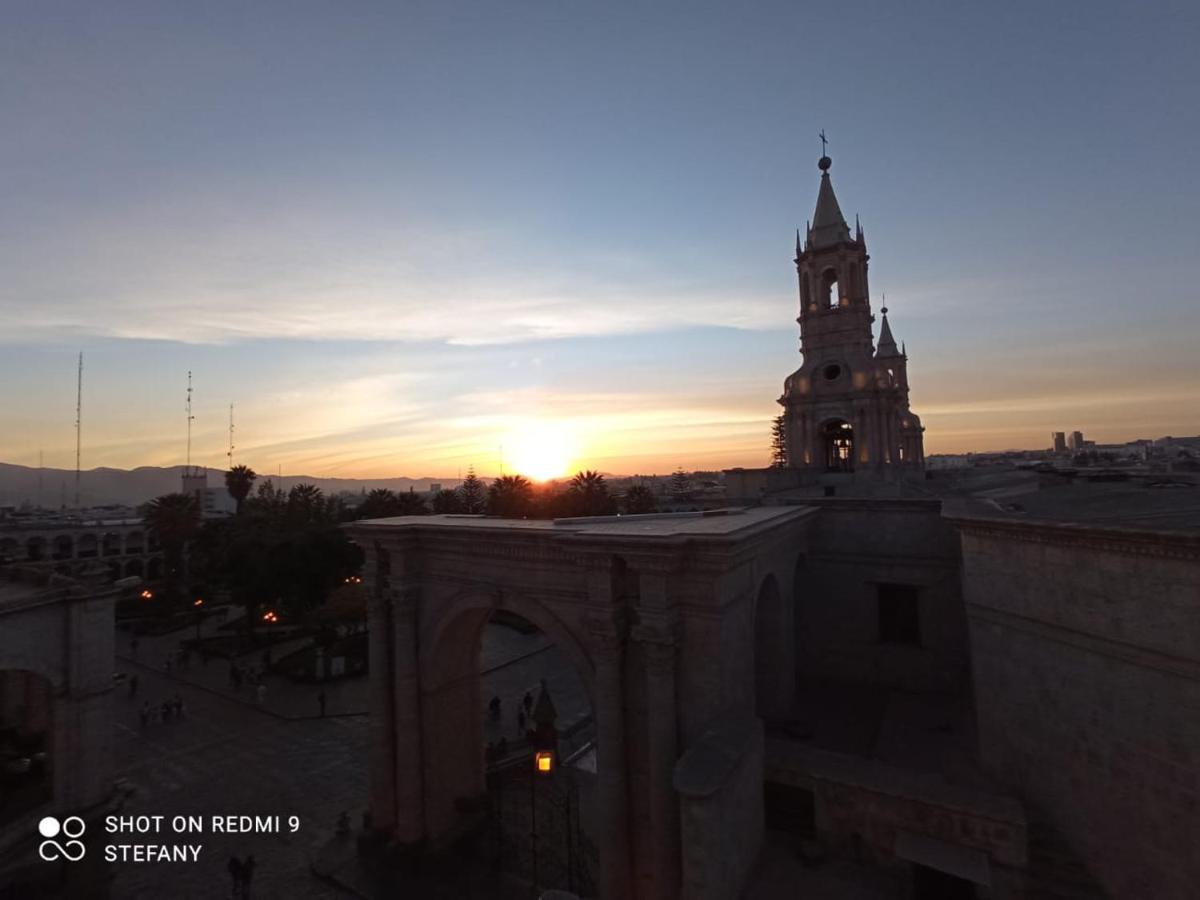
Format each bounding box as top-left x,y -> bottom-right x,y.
193,597 -> 204,641
530,680 -> 559,896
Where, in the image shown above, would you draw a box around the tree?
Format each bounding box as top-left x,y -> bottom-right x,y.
143,492 -> 200,598
224,465 -> 257,514
395,489 -> 429,516
432,488 -> 465,513
459,466 -> 486,513
671,468 -> 693,501
566,470 -> 616,516
287,483 -> 327,526
487,475 -> 535,518
246,478 -> 287,522
357,488 -> 400,519
771,415 -> 788,467
621,484 -> 657,514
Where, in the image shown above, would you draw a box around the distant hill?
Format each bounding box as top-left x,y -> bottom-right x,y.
0,463 -> 454,508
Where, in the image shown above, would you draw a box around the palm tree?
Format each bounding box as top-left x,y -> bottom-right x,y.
143,492 -> 200,597
621,484 -> 657,515
358,488 -> 399,519
567,470 -> 616,516
395,489 -> 429,516
224,465 -> 257,514
287,483 -> 327,525
432,488 -> 465,513
487,475 -> 535,518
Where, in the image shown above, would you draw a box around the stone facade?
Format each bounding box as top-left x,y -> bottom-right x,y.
345,508 -> 812,900
953,516 -> 1200,899
0,567 -> 117,852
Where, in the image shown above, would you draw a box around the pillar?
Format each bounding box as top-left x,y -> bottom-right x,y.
592,626 -> 633,899
390,585 -> 425,843
365,544 -> 398,832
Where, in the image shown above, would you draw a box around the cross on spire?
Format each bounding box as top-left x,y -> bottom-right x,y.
819,130 -> 828,156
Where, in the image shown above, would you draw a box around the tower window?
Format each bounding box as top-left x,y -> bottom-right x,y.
823,364 -> 842,381
821,268 -> 838,308
878,584 -> 920,645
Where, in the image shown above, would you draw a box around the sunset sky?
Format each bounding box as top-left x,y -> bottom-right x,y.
2,2 -> 1197,479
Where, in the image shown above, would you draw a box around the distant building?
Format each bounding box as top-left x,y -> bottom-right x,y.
429,483 -> 442,494
1068,431 -> 1085,451
1051,432 -> 1067,453
180,467 -> 234,518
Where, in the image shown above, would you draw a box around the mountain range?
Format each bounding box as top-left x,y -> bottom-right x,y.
0,463 -> 452,509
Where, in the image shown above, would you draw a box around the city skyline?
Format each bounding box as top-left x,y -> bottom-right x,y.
2,2 -> 1198,479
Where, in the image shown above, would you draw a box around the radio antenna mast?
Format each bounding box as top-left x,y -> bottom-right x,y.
186,371 -> 195,470
227,404 -> 235,468
74,352 -> 82,508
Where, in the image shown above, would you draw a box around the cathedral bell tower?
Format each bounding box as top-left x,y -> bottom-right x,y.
780,149 -> 925,475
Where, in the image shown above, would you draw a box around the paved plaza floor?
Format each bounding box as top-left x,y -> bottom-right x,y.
90,609 -> 593,898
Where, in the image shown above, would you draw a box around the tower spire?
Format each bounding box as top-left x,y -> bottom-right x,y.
876,300 -> 900,357
810,144 -> 851,249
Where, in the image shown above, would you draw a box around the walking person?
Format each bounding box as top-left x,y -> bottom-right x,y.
131,635 -> 139,659
317,690 -> 327,717
242,855 -> 256,899
139,701 -> 150,729
227,855 -> 243,898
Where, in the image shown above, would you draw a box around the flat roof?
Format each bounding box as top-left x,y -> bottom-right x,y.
348,505 -> 814,539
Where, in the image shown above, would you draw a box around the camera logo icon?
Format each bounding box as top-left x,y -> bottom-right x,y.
37,816 -> 87,862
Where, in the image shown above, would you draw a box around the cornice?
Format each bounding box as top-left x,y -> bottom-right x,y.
948,515 -> 1200,562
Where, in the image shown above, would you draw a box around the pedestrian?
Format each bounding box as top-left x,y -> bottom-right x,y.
242,855 -> 256,899
227,855 -> 243,898
517,709 -> 526,735
173,693 -> 183,718
522,691 -> 533,714
256,683 -> 266,706
318,690 -> 327,717
139,701 -> 150,728
488,696 -> 501,719
131,635 -> 139,658
161,700 -> 172,722
129,674 -> 138,698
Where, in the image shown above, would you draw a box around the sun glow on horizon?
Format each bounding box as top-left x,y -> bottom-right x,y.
505,421 -> 578,481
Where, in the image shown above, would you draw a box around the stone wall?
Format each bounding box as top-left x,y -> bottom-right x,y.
673,713 -> 764,900
955,517 -> 1200,899
798,500 -> 968,694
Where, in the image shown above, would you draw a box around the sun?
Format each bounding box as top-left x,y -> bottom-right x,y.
506,422 -> 575,481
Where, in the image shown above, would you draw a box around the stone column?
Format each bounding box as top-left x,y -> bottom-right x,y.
365,544 -> 397,833
633,570 -> 681,900
390,584 -> 425,843
591,626 -> 633,900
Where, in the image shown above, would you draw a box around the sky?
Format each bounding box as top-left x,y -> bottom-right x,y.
1,1 -> 1198,479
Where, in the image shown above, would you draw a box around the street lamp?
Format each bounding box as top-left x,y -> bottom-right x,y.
193,597 -> 204,641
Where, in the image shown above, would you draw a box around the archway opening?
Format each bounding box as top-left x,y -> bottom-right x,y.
26,537 -> 47,562
755,573 -> 789,722
821,268 -> 839,308
823,419 -> 855,472
0,669 -> 54,828
424,602 -> 597,897
52,535 -> 73,561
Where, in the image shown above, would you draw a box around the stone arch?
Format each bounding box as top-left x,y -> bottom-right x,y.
754,573 -> 790,722
418,588 -> 595,838
51,534 -> 74,560
102,532 -> 121,557
820,267 -> 839,308
76,533 -> 98,559
124,559 -> 144,578
820,417 -> 855,472
26,536 -> 47,562
0,536 -> 20,561
124,531 -> 144,554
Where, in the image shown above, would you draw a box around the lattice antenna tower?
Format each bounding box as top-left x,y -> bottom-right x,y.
227,404 -> 235,469
186,371 -> 195,472
74,352 -> 82,508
